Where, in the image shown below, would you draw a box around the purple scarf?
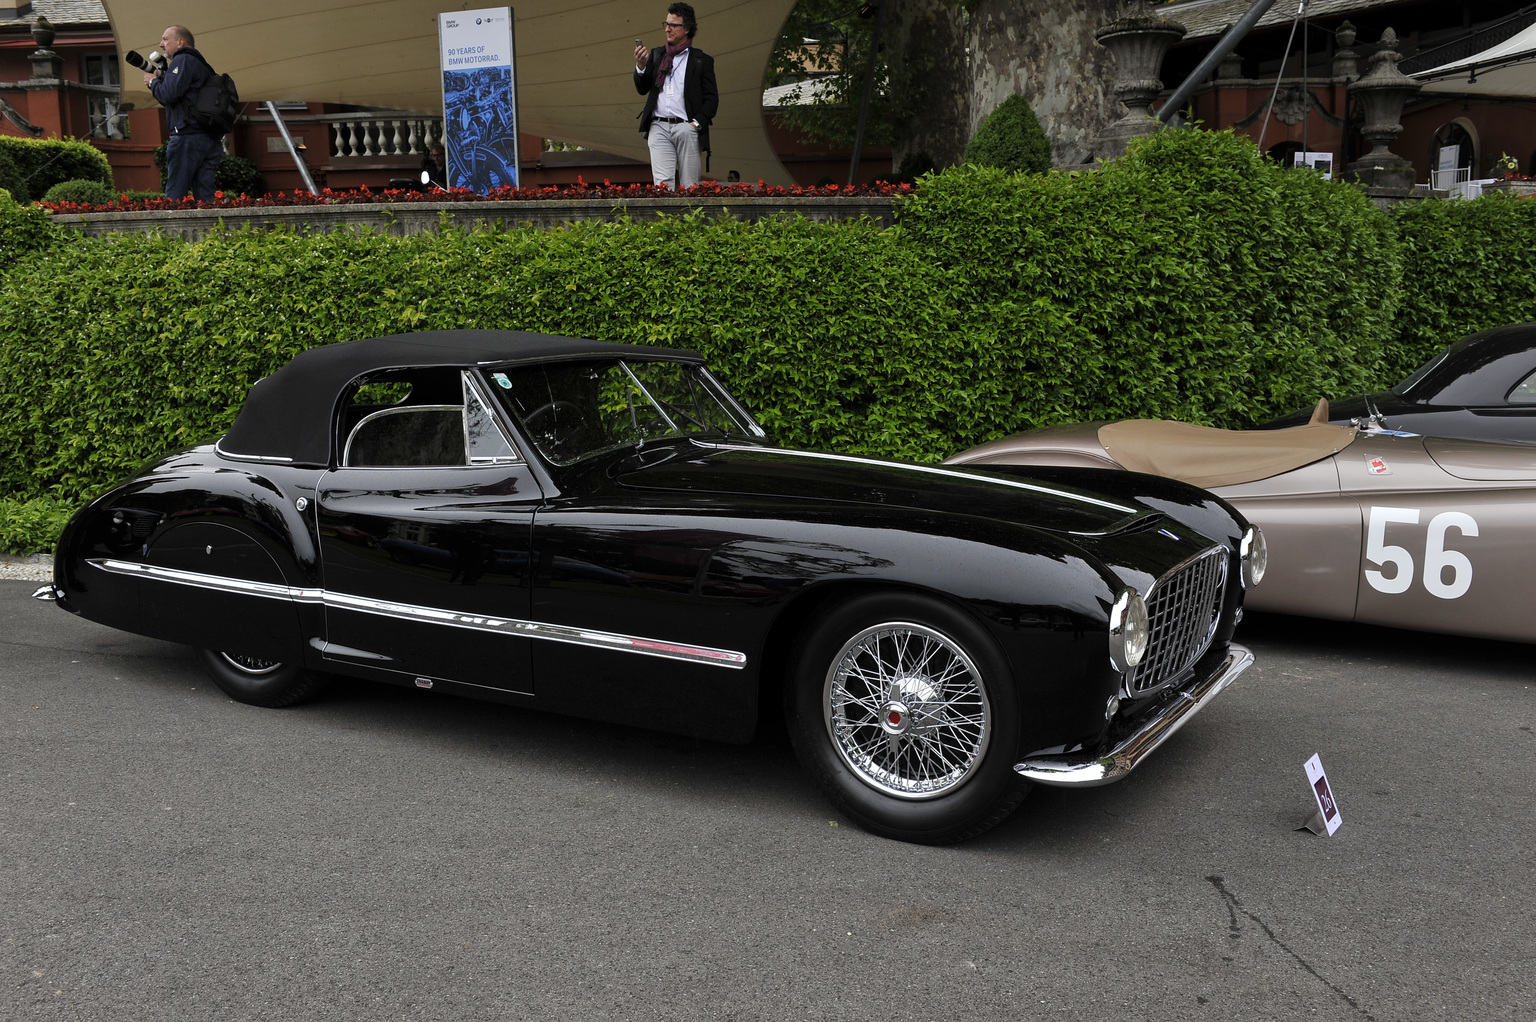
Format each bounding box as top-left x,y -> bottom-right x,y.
655,40 -> 690,87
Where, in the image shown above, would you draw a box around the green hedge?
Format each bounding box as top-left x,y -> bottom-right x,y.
5,128 -> 1536,555
0,136 -> 113,200
1386,194 -> 1536,379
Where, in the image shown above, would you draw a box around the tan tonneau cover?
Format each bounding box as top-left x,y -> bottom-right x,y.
1099,419 -> 1357,488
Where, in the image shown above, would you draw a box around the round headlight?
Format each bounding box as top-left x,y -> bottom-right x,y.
1240,525 -> 1267,589
1109,588 -> 1149,673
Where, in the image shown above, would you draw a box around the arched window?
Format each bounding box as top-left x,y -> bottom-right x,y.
1430,122 -> 1475,187
1267,141 -> 1303,166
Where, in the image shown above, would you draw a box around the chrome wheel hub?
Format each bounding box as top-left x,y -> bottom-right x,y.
824,622 -> 991,800
219,652 -> 283,677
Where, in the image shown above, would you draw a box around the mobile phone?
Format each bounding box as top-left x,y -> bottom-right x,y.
635,38 -> 644,46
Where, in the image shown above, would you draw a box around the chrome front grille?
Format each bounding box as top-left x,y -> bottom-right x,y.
1123,546 -> 1227,695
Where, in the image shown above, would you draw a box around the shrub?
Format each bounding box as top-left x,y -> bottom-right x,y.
0,188 -> 58,263
0,495 -> 74,556
215,155 -> 264,196
43,179 -> 117,206
962,94 -> 1052,174
902,128 -> 1400,430
0,146 -> 28,204
0,136 -> 111,197
1388,194 -> 1536,379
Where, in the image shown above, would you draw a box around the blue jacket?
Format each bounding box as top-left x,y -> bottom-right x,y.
149,48 -> 213,135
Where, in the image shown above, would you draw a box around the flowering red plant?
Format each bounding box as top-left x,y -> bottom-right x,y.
37,179 -> 913,214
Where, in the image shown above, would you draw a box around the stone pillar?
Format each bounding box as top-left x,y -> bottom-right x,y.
1093,0 -> 1186,160
1345,28 -> 1421,196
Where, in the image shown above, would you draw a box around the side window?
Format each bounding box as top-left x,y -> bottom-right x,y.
345,407 -> 466,467
464,373 -> 522,464
1508,368 -> 1536,405
340,368 -> 523,468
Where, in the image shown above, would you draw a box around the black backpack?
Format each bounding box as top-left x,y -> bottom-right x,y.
186,50 -> 240,135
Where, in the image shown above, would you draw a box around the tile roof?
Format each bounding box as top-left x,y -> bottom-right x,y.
0,0 -> 108,30
1157,0 -> 1408,41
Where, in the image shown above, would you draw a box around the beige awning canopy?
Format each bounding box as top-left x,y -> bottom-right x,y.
104,0 -> 797,183
1417,21 -> 1536,97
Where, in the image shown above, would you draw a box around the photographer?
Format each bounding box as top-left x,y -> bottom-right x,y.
142,25 -> 223,201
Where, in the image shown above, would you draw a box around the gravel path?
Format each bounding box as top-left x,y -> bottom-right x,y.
0,555 -> 51,582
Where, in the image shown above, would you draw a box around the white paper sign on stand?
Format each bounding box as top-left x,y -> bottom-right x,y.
438,7 -> 520,193
1302,753 -> 1342,836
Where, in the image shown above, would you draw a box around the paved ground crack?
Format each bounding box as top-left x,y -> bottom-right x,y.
1206,874 -> 1375,1020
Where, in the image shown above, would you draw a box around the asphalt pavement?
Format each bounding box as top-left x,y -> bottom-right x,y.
3,578 -> 1532,1020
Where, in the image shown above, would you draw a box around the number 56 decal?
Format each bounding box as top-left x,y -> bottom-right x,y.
1365,506 -> 1479,599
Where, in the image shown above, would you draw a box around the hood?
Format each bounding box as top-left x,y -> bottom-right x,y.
614,442 -> 1160,537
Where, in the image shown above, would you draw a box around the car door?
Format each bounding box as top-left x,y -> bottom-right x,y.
316,368 -> 544,692
1344,434 -> 1536,643
1215,457 -> 1361,621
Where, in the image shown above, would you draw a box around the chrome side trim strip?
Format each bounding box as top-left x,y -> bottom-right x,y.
1015,643 -> 1253,787
88,558 -> 747,670
93,559 -> 326,603
214,438 -> 295,464
323,590 -> 747,668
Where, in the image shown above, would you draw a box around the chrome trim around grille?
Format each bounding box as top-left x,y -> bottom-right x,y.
86,558 -> 747,670
1121,546 -> 1228,697
1015,643 -> 1253,786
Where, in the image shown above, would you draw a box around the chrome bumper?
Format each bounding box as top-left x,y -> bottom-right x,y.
1015,643 -> 1253,787
32,584 -> 61,602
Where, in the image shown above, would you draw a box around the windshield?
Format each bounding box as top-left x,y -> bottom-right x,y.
486,359 -> 763,465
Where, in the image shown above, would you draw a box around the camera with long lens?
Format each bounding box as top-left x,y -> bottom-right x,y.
124,49 -> 168,77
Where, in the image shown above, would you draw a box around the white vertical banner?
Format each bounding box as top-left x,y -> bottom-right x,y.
438,7 -> 520,192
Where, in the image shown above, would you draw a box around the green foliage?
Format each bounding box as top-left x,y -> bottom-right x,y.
6,127 -> 1536,553
0,146 -> 27,204
215,155 -> 264,197
42,179 -> 117,206
0,188 -> 60,263
904,128 -> 1398,430
962,94 -> 1052,174
1387,194 -> 1536,379
0,136 -> 112,198
0,495 -> 73,556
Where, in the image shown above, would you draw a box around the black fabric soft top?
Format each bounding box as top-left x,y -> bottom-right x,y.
219,330 -> 704,467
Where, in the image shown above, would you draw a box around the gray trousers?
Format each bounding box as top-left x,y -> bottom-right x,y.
647,120 -> 702,189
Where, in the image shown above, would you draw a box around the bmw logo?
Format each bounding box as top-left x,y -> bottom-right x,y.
476,18 -> 482,23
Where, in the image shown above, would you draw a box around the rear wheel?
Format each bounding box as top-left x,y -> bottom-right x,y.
785,592 -> 1030,843
197,649 -> 329,708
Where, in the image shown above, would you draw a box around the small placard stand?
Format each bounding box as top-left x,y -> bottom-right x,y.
1299,753 -> 1342,836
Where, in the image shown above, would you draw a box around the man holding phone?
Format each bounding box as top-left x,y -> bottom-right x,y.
633,3 -> 718,189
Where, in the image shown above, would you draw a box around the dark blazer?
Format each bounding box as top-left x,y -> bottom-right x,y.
634,45 -> 719,153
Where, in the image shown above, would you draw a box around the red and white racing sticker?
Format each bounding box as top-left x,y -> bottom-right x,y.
1365,455 -> 1391,475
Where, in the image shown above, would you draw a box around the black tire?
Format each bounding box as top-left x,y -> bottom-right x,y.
785,592 -> 1031,844
197,649 -> 330,708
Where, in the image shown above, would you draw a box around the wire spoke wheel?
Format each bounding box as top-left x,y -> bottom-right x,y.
218,652 -> 284,676
824,621 -> 991,800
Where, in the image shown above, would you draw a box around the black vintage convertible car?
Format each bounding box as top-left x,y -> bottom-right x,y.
1264,322 -> 1536,441
39,331 -> 1261,843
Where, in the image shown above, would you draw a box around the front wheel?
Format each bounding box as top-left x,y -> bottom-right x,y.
197,649 -> 329,708
785,592 -> 1030,844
